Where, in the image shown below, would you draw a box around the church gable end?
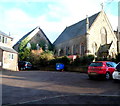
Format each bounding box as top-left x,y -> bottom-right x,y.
54,11 -> 117,58
13,26 -> 52,52
87,11 -> 117,58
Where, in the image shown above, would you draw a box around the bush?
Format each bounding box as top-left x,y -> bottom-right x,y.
19,48 -> 31,61
29,51 -> 55,67
49,56 -> 71,65
73,55 -> 95,66
116,53 -> 120,63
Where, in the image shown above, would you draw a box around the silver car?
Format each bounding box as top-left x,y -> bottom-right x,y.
112,62 -> 120,81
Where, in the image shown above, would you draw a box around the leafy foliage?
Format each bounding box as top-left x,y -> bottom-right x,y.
19,48 -> 31,61
29,51 -> 55,67
73,55 -> 95,66
116,53 -> 120,63
49,56 -> 71,65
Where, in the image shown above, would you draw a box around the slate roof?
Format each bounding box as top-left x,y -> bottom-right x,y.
53,11 -> 100,45
0,30 -> 13,39
0,46 -> 17,53
13,26 -> 52,47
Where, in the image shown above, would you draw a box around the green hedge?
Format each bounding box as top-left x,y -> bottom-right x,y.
72,55 -> 94,66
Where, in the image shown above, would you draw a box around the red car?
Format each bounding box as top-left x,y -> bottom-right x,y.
88,61 -> 117,80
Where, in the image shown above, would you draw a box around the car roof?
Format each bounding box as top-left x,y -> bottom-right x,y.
92,61 -> 111,63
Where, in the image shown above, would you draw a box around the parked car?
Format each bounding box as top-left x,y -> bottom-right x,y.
18,61 -> 32,70
88,61 -> 117,80
112,62 -> 120,81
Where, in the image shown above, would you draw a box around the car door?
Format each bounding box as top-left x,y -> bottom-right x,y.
106,62 -> 116,74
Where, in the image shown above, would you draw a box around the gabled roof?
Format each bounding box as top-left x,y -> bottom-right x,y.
99,41 -> 113,53
0,30 -> 13,39
53,11 -> 100,45
13,26 -> 52,47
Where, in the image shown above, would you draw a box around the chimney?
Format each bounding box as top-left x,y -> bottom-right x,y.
86,15 -> 89,33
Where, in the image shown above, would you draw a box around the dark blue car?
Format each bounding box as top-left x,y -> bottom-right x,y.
18,61 -> 32,70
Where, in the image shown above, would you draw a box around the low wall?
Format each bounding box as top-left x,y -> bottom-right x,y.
65,65 -> 88,73
37,65 -> 88,73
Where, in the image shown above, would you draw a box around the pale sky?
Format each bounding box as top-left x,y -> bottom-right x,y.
0,0 -> 118,45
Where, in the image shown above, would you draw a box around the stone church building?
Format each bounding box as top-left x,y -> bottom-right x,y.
13,26 -> 52,52
53,10 -> 117,58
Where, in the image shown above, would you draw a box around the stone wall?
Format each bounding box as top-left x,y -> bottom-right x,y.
55,35 -> 86,56
88,11 -> 117,58
54,11 -> 117,58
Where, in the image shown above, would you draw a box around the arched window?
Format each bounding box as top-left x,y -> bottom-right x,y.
27,43 -> 31,49
92,42 -> 97,55
100,27 -> 107,45
81,45 -> 85,56
60,49 -> 64,56
73,45 -> 76,55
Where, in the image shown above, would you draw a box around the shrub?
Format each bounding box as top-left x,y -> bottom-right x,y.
73,55 -> 95,66
19,48 -> 31,61
50,56 -> 71,65
116,53 -> 120,63
29,50 -> 55,67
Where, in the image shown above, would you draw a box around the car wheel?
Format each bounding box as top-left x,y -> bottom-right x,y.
88,75 -> 93,80
105,73 -> 110,80
20,68 -> 23,70
113,79 -> 118,82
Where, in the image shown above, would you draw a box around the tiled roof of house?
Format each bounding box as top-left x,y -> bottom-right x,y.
0,31 -> 13,39
53,11 -> 100,45
0,46 -> 17,53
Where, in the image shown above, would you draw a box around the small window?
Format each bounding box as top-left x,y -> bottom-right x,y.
11,54 -> 14,59
5,38 -> 7,43
90,62 -> 103,67
2,36 -> 4,43
111,62 -> 117,68
0,35 -> 2,42
9,54 -> 14,59
106,62 -> 113,67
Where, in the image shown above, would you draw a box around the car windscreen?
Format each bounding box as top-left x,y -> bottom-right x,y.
116,63 -> 120,70
89,62 -> 103,67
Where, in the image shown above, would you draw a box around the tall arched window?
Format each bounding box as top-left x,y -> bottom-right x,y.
73,45 -> 76,55
100,27 -> 107,45
92,42 -> 97,55
81,45 -> 85,56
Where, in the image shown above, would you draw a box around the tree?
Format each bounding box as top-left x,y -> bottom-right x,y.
19,48 -> 31,61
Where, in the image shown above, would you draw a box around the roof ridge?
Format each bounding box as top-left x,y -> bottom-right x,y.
68,11 -> 100,28
0,30 -> 13,39
13,27 -> 38,46
53,11 -> 101,45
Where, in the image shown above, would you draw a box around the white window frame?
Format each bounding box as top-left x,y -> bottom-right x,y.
0,35 -> 2,42
9,53 -> 14,60
5,37 -> 7,43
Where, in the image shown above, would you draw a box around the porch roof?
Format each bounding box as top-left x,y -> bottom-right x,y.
99,42 -> 112,53
0,46 -> 18,53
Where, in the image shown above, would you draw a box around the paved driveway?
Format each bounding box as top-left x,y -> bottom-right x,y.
2,70 -> 120,105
